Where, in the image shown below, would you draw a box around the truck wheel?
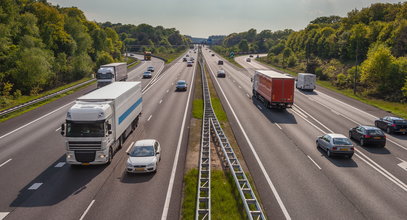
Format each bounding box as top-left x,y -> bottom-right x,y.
107,148 -> 113,164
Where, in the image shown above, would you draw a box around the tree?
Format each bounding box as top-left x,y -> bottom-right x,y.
238,39 -> 249,52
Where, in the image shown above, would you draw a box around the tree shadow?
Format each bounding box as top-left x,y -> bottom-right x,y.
316,147 -> 358,168
251,97 -> 297,124
10,155 -> 106,207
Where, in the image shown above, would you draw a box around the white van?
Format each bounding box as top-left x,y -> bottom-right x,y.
296,73 -> 316,91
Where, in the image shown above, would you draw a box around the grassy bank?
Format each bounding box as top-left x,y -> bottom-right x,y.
0,80 -> 95,123
154,49 -> 187,63
256,57 -> 407,119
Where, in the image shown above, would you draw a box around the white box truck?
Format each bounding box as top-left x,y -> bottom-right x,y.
61,82 -> 142,165
296,73 -> 316,91
96,63 -> 128,88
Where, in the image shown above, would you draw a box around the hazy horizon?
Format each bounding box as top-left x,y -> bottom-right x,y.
48,0 -> 402,38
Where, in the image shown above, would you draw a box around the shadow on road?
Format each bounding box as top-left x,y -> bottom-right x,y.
316,147 -> 358,168
10,155 -> 106,207
296,89 -> 318,95
359,145 -> 391,154
251,97 -> 297,124
120,172 -> 155,184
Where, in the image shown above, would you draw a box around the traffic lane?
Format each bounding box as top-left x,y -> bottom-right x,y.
2,57 -> 193,216
205,63 -> 366,219
292,94 -> 407,185
83,57 -> 196,220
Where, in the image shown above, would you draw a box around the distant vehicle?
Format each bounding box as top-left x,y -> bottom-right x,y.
144,51 -> 152,61
96,63 -> 128,88
296,73 -> 316,91
182,57 -> 187,62
187,61 -> 193,67
143,71 -> 152,78
186,54 -> 189,57
61,82 -> 142,165
218,60 -> 223,65
252,70 -> 295,109
217,69 -> 226,78
316,134 -> 354,158
349,126 -> 386,147
249,54 -> 253,58
147,66 -> 154,72
211,54 -> 215,56
246,58 -> 251,62
375,116 -> 407,134
126,139 -> 161,173
256,54 -> 259,58
176,80 -> 187,91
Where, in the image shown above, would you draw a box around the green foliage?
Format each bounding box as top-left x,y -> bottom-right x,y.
181,169 -> 198,220
96,51 -> 114,67
238,39 -> 249,52
192,99 -> 203,119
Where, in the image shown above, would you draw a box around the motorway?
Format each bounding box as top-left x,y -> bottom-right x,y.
0,51 -> 196,220
203,49 -> 407,219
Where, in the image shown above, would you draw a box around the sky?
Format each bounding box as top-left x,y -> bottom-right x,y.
48,0 -> 402,38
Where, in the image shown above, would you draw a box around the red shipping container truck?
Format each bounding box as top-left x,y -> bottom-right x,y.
252,70 -> 295,109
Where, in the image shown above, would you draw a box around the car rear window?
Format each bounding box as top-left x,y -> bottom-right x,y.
333,138 -> 352,145
367,130 -> 384,135
393,120 -> 407,125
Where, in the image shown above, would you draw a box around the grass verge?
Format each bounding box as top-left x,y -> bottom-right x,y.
256,58 -> 407,118
0,80 -> 95,123
154,50 -> 187,63
182,169 -> 199,219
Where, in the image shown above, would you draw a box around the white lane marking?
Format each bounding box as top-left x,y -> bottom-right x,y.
396,158 -> 407,172
166,89 -> 169,93
159,99 -> 163,104
257,105 -> 262,110
126,142 -> 134,153
307,155 -> 322,170
0,159 -> 12,168
356,152 -> 407,192
55,127 -> 61,132
79,200 -> 95,220
147,115 -> 152,121
330,109 -> 340,115
0,101 -> 74,140
275,123 -> 282,130
142,62 -> 166,94
0,212 -> 10,220
28,183 -> 43,190
161,55 -> 196,220
246,93 -> 250,98
294,105 -> 333,133
291,109 -> 327,133
206,62 -> 292,219
238,85 -> 242,89
54,162 -> 65,168
387,139 -> 407,151
291,108 -> 308,119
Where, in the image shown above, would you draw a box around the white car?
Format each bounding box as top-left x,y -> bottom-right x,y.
126,139 -> 161,173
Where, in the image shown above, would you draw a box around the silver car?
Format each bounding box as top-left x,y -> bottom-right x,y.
316,133 -> 354,159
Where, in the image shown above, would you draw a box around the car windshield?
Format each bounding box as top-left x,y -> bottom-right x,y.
144,72 -> 150,74
96,72 -> 113,79
333,138 -> 352,145
177,81 -> 186,85
66,121 -> 104,137
367,130 -> 384,135
130,146 -> 154,157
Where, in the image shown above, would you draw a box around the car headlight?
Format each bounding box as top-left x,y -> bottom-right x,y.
147,162 -> 155,167
126,162 -> 133,167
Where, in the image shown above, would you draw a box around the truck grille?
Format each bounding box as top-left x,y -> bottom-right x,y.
69,141 -> 102,151
75,151 -> 96,163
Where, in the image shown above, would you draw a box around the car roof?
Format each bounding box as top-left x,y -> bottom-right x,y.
326,133 -> 347,138
134,139 -> 156,146
360,125 -> 380,130
177,80 -> 186,83
387,116 -> 405,120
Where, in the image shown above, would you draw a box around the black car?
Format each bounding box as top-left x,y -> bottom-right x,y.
218,60 -> 223,65
375,116 -> 407,134
349,126 -> 386,147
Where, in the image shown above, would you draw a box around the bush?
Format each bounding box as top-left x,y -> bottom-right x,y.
287,55 -> 298,67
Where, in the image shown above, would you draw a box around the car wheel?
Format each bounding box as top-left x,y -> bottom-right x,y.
316,141 -> 320,148
386,127 -> 392,134
375,122 -> 378,127
360,138 -> 365,146
153,163 -> 158,173
327,149 -> 331,158
348,154 -> 353,159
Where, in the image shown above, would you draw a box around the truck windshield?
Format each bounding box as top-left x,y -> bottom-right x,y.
66,121 -> 104,137
96,72 -> 113,79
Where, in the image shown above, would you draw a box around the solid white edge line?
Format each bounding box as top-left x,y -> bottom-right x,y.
161,55 -> 196,220
28,183 -> 43,190
79,200 -> 95,220
294,105 -> 333,133
0,159 -> 12,168
205,60 -> 292,220
147,115 -> 152,121
159,99 -> 163,104
0,212 -> 10,220
54,162 -> 65,168
307,155 -> 322,170
0,101 -> 74,140
126,142 -> 134,153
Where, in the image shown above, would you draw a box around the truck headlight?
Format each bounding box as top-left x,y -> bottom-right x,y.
66,153 -> 73,159
99,154 -> 106,159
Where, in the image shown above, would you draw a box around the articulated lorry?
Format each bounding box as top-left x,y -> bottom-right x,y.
144,51 -> 152,61
296,73 -> 316,91
96,63 -> 128,88
61,82 -> 142,165
252,70 -> 295,109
